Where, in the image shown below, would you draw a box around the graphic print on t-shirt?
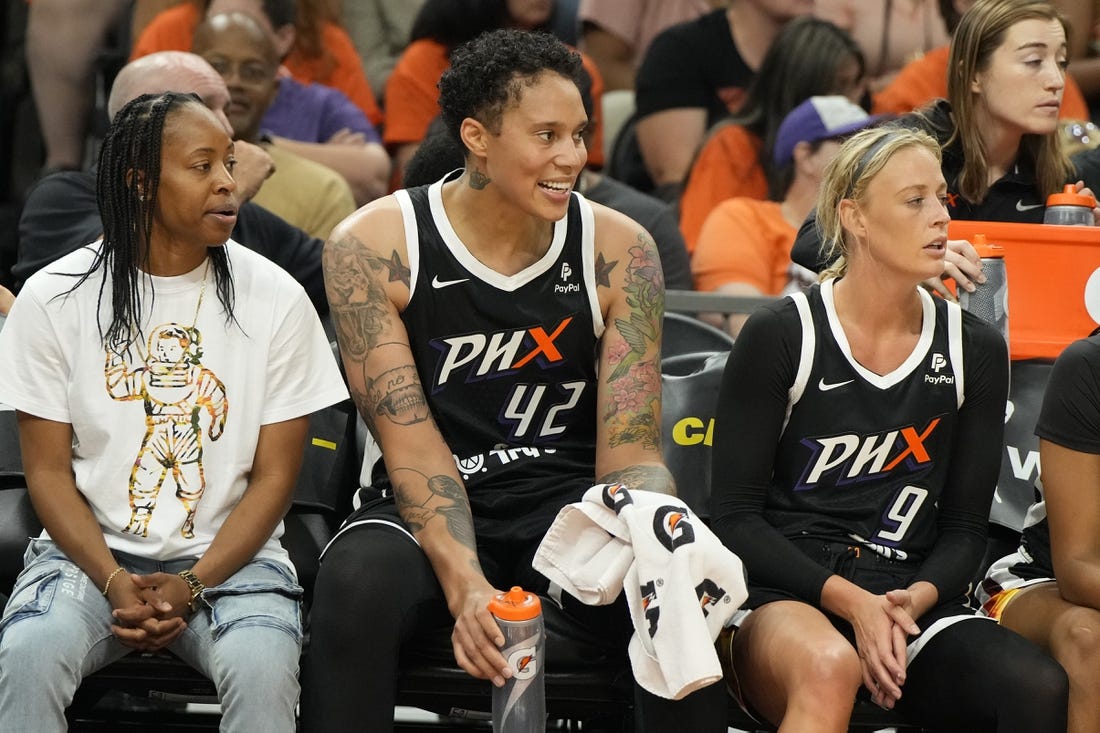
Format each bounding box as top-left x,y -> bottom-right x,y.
105,323 -> 228,539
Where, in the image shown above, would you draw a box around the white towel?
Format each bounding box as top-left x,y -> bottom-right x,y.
533,483 -> 747,700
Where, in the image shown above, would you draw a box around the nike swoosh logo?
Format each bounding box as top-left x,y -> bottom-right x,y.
1016,200 -> 1043,212
818,378 -> 854,392
431,276 -> 469,289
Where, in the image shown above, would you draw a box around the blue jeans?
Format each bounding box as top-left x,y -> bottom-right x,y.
0,540 -> 302,732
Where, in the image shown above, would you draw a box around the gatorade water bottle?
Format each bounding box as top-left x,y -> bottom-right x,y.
1043,184 -> 1096,226
488,587 -> 545,733
958,234 -> 1009,343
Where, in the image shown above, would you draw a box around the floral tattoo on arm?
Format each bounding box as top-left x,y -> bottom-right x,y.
605,231 -> 665,450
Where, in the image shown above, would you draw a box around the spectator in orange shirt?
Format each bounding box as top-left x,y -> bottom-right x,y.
679,16 -> 865,251
130,0 -> 384,128
692,96 -> 879,335
873,0 -> 1089,119
385,0 -> 606,187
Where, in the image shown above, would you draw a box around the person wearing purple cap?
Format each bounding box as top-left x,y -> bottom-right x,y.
678,16 -> 865,251
692,96 -> 879,336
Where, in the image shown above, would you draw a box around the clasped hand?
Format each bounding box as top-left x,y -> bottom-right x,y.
849,588 -> 922,710
106,572 -> 193,651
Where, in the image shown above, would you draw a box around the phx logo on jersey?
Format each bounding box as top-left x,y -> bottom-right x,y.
429,315 -> 576,391
601,482 -> 634,513
507,646 -> 538,681
795,415 -> 945,490
653,505 -> 695,552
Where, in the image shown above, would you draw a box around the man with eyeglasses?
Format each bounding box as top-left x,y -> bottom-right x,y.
193,11 -> 391,209
190,11 -> 364,240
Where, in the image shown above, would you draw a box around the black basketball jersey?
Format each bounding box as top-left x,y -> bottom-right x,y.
768,280 -> 967,562
1014,334 -> 1100,580
382,176 -> 603,545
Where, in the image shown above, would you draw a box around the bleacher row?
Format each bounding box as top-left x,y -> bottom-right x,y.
0,290 -> 1048,732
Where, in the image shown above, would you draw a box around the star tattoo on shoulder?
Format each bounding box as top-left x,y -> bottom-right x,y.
384,250 -> 411,286
595,252 -> 619,288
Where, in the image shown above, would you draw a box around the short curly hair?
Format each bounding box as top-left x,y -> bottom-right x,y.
438,29 -> 584,144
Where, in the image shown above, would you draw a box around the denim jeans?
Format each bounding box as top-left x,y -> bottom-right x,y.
0,540 -> 302,732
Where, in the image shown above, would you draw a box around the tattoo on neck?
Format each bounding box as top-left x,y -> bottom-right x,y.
468,169 -> 491,190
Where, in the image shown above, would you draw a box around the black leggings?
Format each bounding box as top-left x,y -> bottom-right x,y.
299,522 -> 727,733
894,618 -> 1068,732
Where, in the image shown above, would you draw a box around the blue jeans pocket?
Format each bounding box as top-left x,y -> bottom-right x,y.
203,560 -> 303,644
0,565 -> 61,638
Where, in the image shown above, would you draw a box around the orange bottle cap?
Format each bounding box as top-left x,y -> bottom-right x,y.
969,233 -> 1005,259
488,586 -> 542,621
1046,184 -> 1096,208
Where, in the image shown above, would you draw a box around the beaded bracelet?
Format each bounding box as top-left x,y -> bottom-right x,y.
101,566 -> 126,597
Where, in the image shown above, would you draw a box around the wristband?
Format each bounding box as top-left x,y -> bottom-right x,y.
101,566 -> 126,597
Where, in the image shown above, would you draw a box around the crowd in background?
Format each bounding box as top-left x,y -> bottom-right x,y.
3,0 -> 1100,316
3,1 -> 1100,732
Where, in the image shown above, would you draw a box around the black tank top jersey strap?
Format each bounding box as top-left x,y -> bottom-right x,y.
770,280 -> 966,562
385,175 -> 604,545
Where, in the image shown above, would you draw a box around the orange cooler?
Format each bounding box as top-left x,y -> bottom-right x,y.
948,220 -> 1100,360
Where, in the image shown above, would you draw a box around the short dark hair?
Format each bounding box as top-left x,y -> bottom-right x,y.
438,29 -> 584,144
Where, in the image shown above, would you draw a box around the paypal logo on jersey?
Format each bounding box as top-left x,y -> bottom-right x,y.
556,261 -> 580,294
924,352 -> 954,385
430,316 -> 574,389
796,416 -> 944,489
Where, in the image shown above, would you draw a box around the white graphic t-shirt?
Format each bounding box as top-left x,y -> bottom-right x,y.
0,240 -> 348,568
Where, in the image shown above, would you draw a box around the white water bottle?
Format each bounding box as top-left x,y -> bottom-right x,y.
489,587 -> 546,733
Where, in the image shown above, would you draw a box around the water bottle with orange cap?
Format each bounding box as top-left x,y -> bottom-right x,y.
488,586 -> 546,732
958,233 -> 1009,343
1043,184 -> 1096,226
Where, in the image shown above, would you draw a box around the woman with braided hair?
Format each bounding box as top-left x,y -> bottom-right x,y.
0,91 -> 347,731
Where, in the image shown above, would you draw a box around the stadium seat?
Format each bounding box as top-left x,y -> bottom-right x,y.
0,409 -> 38,596
662,311 -> 735,358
